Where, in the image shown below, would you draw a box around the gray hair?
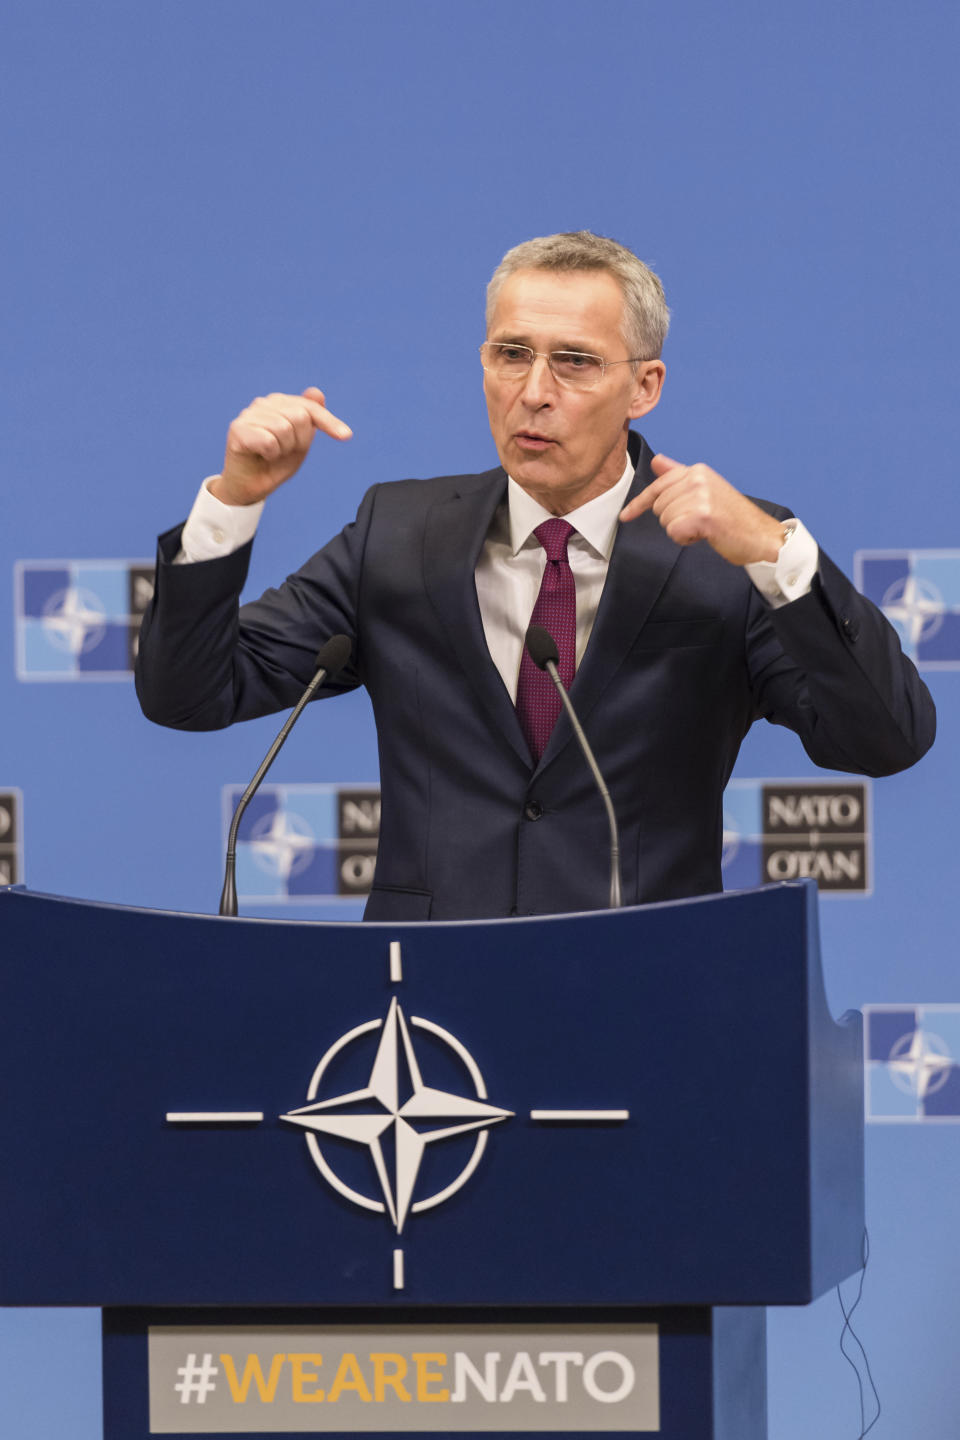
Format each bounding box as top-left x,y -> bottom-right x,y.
486,231 -> 670,360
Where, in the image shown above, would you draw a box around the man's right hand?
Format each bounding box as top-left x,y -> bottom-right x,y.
209,387 -> 353,506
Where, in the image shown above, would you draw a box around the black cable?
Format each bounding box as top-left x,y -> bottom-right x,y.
836,1227 -> 880,1437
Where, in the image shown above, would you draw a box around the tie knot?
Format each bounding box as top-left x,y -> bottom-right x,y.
534,518 -> 574,563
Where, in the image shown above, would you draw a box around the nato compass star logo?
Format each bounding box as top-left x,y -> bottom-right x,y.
40,586 -> 107,654
855,549 -> 960,668
865,1005 -> 960,1121
15,559 -> 155,678
887,1028 -> 953,1100
720,810 -> 740,868
166,941 -> 628,1288
879,574 -> 944,649
222,782 -> 382,902
281,995 -> 512,1235
248,808 -> 317,883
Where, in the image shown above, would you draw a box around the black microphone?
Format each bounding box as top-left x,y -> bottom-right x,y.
525,624 -> 622,909
219,634 -> 353,917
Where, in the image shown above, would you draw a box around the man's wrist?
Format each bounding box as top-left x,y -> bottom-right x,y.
175,477 -> 264,565
747,512 -> 792,565
745,518 -> 818,607
207,473 -> 261,507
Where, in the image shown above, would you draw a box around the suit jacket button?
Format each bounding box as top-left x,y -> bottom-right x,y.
524,800 -> 543,821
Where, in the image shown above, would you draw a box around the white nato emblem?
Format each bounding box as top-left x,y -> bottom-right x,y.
165,941 -> 628,1288
41,586 -> 107,654
720,812 -> 740,867
880,574 -> 944,647
248,809 -> 316,881
281,996 -> 512,1233
887,1028 -> 953,1100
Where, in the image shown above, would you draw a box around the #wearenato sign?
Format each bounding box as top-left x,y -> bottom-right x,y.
148,1324 -> 660,1433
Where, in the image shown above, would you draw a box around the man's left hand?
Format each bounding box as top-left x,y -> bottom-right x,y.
619,453 -> 785,567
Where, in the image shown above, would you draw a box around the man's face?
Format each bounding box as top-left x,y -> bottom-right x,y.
483,268 -> 664,514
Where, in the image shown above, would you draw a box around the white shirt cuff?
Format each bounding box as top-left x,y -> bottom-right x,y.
744,518 -> 818,608
174,478 -> 265,564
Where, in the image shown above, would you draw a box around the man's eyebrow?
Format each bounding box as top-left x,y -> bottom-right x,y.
489,332 -> 599,353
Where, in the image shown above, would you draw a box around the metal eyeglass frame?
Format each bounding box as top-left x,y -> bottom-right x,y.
479,342 -> 646,391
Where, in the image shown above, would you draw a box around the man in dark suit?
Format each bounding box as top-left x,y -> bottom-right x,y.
136,232 -> 935,920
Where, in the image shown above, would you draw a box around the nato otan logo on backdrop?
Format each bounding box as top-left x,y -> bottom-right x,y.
222,783 -> 380,903
14,560 -> 155,679
855,549 -> 960,668
722,779 -> 871,894
864,1006 -> 960,1121
0,790 -> 23,887
226,778 -> 870,905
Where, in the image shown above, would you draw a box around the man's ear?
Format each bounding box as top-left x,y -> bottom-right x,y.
628,360 -> 665,420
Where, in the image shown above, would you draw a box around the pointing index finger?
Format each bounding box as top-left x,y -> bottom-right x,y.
301,386 -> 353,441
650,451 -> 685,476
619,486 -> 656,522
620,453 -> 688,522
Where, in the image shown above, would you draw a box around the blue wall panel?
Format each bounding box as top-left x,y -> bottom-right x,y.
3,1 -> 959,1433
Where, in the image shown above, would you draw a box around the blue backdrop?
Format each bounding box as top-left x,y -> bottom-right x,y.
3,1 -> 959,1434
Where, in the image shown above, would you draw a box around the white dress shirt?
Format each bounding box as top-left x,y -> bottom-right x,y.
177,460 -> 818,701
474,461 -> 636,698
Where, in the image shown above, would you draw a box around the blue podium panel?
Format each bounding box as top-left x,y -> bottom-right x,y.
0,882 -> 862,1308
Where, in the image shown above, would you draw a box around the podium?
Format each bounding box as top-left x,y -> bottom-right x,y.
0,880 -> 863,1438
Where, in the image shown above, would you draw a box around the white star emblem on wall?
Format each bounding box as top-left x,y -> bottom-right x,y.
887,1028 -> 954,1100
41,586 -> 107,655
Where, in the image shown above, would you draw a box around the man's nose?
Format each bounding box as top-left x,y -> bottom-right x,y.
519,353 -> 556,406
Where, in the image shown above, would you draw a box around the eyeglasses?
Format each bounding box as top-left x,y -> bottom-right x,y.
479,342 -> 645,392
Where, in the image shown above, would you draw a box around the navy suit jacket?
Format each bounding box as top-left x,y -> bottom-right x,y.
136,432 -> 935,920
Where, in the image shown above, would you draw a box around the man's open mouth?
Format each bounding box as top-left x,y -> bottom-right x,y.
515,432 -> 556,449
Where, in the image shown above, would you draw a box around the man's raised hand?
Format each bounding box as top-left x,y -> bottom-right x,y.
619,453 -> 784,567
209,387 -> 353,507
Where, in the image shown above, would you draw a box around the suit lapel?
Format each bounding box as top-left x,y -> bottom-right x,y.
423,468 -> 533,767
422,437 -> 684,775
536,433 -> 683,771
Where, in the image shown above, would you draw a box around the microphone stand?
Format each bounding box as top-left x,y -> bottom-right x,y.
525,624 -> 622,909
219,635 -> 352,917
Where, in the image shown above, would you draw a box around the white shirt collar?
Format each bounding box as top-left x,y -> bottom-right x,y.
506,455 -> 635,560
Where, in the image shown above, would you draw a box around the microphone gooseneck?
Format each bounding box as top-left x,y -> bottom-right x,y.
524,624 -> 622,909
218,635 -> 353,917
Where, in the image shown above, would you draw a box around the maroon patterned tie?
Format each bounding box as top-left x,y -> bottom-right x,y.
515,518 -> 576,762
